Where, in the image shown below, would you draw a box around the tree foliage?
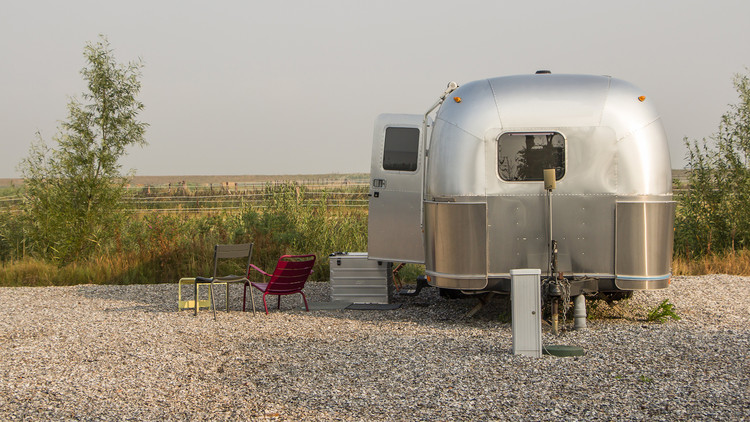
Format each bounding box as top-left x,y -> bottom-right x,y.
676,69 -> 750,257
19,36 -> 147,263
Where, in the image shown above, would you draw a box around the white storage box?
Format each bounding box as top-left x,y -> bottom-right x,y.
510,269 -> 542,358
329,252 -> 392,304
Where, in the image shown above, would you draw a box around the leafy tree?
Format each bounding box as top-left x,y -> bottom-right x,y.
677,69 -> 750,257
19,36 -> 147,263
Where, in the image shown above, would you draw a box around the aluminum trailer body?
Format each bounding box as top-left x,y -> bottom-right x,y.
368,73 -> 674,294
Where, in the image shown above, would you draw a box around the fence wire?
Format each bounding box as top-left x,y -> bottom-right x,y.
0,180 -> 371,214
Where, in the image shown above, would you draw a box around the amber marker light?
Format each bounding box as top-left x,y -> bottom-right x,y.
454,97 -> 462,103
638,96 -> 646,102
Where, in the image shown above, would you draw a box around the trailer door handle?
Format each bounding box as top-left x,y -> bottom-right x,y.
372,178 -> 386,188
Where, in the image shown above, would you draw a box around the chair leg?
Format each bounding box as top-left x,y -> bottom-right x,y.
263,293 -> 269,315
300,292 -> 309,312
225,283 -> 230,313
277,295 -> 281,310
194,280 -> 199,316
245,283 -> 258,315
210,283 -> 217,321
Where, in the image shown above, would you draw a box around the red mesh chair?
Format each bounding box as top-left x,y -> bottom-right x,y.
243,254 -> 316,314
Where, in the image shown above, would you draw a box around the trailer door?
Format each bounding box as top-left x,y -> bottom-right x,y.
368,114 -> 428,263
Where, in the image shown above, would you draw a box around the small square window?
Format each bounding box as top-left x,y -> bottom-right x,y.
383,127 -> 419,172
498,132 -> 565,181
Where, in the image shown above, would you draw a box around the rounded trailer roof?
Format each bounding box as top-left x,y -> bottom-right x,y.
427,73 -> 672,197
436,73 -> 660,140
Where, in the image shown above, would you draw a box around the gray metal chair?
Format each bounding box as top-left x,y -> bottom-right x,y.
194,243 -> 254,319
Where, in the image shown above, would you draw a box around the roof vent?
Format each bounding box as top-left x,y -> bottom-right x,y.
535,70 -> 551,74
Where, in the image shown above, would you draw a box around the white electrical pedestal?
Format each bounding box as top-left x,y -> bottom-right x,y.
511,269 -> 542,358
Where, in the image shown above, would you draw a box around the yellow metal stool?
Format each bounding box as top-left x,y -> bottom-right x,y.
177,277 -> 229,312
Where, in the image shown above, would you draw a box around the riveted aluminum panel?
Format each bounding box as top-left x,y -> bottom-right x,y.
615,120 -> 673,195
615,201 -> 675,289
434,79 -> 501,140
600,78 -> 662,142
424,201 -> 487,290
426,120 -> 486,197
486,194 -> 615,276
486,195 -> 547,274
489,74 -> 610,128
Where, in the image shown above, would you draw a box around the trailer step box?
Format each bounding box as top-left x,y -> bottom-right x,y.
330,252 -> 393,304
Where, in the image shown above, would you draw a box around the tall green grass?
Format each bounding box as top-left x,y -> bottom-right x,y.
5,180 -> 750,286
0,182 -> 367,286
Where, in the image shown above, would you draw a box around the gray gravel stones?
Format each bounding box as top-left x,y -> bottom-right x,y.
0,275 -> 748,421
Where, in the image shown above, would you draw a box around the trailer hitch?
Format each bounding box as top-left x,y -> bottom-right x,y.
399,275 -> 430,297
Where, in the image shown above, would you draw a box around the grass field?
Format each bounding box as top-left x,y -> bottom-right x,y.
2,171 -> 749,286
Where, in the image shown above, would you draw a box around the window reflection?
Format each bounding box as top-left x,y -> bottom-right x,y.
498,132 -> 565,181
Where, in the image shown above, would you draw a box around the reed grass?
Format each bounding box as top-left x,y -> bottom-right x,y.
672,250 -> 750,276
0,182 -> 368,286
3,180 -> 750,286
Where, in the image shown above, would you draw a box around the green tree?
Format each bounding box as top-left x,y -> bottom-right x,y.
19,35 -> 147,263
677,69 -> 750,257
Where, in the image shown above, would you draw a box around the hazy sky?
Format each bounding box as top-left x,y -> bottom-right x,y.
1,0 -> 748,178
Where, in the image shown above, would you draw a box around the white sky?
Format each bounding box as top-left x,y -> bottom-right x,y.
1,0 -> 748,177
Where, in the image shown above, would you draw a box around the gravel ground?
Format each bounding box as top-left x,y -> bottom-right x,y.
0,275 -> 748,421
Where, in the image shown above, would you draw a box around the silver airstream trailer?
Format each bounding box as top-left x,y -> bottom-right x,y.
368,72 -> 674,298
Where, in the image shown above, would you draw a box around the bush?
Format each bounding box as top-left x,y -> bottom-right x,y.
676,70 -> 750,258
646,299 -> 681,323
18,36 -> 147,264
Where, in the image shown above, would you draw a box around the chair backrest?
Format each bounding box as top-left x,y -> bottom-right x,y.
265,254 -> 316,294
212,243 -> 254,277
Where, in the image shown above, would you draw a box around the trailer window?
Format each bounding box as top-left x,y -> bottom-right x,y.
383,127 -> 419,172
497,132 -> 565,181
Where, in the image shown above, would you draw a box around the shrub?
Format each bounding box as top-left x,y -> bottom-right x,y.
646,299 -> 681,323
676,70 -> 750,258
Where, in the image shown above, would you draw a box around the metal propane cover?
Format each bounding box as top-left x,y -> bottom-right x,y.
511,268 -> 542,358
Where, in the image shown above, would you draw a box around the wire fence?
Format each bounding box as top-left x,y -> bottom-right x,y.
0,173 -> 693,214
0,179 -> 371,214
